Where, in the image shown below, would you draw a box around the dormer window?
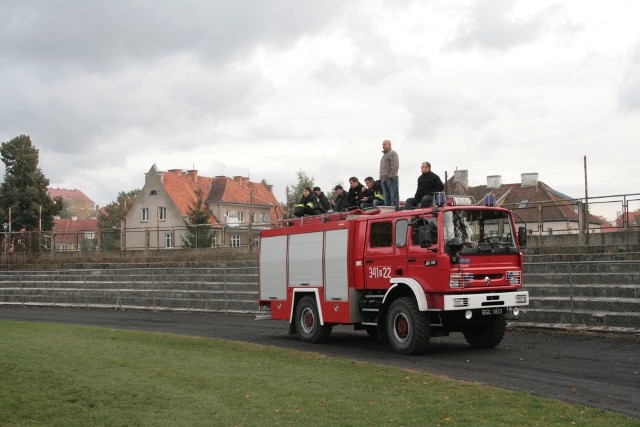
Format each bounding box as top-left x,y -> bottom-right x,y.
518,200 -> 528,209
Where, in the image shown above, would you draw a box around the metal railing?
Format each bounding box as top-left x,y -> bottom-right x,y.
0,267 -> 259,313
1,261 -> 639,331
519,260 -> 640,331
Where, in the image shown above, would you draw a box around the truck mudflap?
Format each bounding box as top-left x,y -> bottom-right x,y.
443,291 -> 528,311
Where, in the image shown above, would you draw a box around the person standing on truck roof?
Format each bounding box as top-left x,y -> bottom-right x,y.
405,161 -> 444,209
380,139 -> 399,210
332,185 -> 349,212
347,177 -> 364,209
313,186 -> 330,212
294,187 -> 323,217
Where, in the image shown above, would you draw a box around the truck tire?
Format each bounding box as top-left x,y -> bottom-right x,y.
294,296 -> 332,343
386,297 -> 430,355
463,314 -> 507,348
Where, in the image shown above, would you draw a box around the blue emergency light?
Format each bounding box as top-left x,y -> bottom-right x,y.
434,192 -> 445,207
485,192 -> 495,206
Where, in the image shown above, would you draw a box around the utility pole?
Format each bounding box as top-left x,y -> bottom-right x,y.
584,155 -> 589,245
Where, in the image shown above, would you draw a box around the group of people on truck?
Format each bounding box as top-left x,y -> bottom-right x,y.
293,140 -> 445,217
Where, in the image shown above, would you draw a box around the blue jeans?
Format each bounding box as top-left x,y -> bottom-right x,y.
381,177 -> 399,209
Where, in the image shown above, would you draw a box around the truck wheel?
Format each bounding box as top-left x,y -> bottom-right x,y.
386,297 -> 430,355
463,314 -> 506,348
294,296 -> 332,343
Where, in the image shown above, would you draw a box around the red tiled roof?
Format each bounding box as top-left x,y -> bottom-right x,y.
207,176 -> 282,220
161,170 -> 216,224
445,179 -> 604,225
54,219 -> 98,243
48,188 -> 94,204
615,210 -> 640,227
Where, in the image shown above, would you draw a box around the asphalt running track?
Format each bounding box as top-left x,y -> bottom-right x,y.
1,306 -> 638,419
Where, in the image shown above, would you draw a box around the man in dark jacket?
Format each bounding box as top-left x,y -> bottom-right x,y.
313,187 -> 330,212
347,177 -> 364,209
359,177 -> 384,209
332,185 -> 349,212
405,162 -> 444,209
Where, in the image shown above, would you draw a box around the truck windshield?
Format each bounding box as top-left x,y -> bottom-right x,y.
443,209 -> 517,254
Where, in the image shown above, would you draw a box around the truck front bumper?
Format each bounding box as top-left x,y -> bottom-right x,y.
443,291 -> 528,311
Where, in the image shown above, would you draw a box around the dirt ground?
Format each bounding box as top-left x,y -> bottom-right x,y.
1,306 -> 638,419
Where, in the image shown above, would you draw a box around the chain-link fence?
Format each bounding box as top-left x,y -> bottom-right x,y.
1,261 -> 639,330
0,267 -> 259,313
520,261 -> 640,330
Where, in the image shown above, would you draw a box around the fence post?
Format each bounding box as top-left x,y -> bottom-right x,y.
186,271 -> 190,312
51,273 -> 56,307
115,268 -> 120,311
224,267 -> 228,312
569,263 -> 574,327
152,269 -> 156,311
19,273 -> 24,307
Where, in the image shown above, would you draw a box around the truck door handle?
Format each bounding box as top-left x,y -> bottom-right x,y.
365,259 -> 374,263
408,258 -> 416,262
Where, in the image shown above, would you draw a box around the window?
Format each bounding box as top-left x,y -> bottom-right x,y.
238,211 -> 244,222
165,232 -> 173,248
260,212 -> 267,222
141,208 -> 149,222
85,231 -> 95,240
159,206 -> 167,221
411,217 -> 438,246
231,235 -> 241,247
518,200 -> 529,208
369,222 -> 392,247
395,219 -> 408,248
211,233 -> 217,247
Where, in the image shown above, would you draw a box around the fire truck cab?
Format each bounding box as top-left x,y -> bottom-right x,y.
258,193 -> 529,355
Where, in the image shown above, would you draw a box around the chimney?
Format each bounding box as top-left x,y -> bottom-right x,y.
187,170 -> 198,181
168,169 -> 182,175
521,172 -> 539,188
487,175 -> 502,188
261,179 -> 273,194
453,169 -> 468,189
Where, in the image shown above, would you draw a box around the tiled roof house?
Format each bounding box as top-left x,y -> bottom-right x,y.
48,188 -> 96,219
447,170 -> 605,235
53,218 -> 98,251
124,165 -> 281,250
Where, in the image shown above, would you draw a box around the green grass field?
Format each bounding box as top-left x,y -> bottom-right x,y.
0,320 -> 637,426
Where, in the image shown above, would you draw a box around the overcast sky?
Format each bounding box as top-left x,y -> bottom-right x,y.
1,0 -> 639,220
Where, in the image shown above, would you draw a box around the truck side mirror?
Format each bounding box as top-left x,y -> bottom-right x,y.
418,225 -> 432,248
445,237 -> 464,263
518,226 -> 527,247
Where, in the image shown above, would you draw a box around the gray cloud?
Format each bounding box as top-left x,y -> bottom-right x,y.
619,42 -> 640,112
1,0 -> 346,72
401,89 -> 495,140
447,0 -> 556,51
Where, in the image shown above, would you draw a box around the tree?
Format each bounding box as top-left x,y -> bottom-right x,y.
0,135 -> 61,230
97,189 -> 140,250
285,170 -> 315,217
181,187 -> 214,248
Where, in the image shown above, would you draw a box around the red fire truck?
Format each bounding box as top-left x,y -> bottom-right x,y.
258,193 -> 529,355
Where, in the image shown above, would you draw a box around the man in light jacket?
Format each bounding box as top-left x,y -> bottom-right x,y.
379,139 -> 399,210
